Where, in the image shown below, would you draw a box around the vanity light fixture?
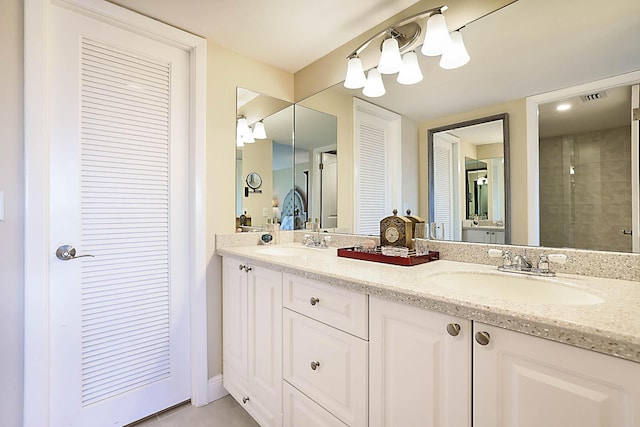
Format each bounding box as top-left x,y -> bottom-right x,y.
252,120 -> 267,139
439,30 -> 470,69
556,103 -> 572,111
343,1 -> 515,98
236,116 -> 255,144
397,50 -> 423,85
362,68 -> 386,98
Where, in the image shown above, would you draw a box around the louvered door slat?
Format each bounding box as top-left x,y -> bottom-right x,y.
79,37 -> 172,406
357,122 -> 387,234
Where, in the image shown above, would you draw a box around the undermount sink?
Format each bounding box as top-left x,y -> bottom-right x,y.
254,246 -> 312,257
428,271 -> 604,305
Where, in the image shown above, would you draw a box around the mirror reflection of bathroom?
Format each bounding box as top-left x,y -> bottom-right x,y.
235,87 -> 293,232
293,105 -> 338,230
235,87 -> 339,232
538,84 -> 638,252
431,116 -> 507,244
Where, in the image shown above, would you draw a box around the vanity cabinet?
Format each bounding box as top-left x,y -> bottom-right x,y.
282,273 -> 369,427
222,257 -> 283,427
463,228 -> 505,244
473,323 -> 640,427
369,297 -> 472,427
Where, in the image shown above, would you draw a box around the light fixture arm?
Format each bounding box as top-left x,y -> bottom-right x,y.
346,5 -> 445,59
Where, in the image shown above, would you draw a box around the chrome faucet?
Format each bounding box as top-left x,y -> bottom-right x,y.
512,250 -> 533,271
487,249 -> 568,277
302,234 -> 332,248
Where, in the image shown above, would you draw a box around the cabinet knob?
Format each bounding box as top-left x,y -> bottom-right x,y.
446,323 -> 461,336
475,331 -> 491,346
238,264 -> 245,271
242,396 -> 249,404
310,297 -> 320,306
310,361 -> 321,371
245,266 -> 252,272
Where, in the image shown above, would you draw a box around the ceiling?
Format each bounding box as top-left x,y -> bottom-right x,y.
107,0 -> 420,73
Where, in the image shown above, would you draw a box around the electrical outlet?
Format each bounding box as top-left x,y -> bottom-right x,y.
263,207 -> 269,217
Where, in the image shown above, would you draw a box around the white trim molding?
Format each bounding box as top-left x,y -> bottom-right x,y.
23,0 -> 208,425
208,375 -> 230,403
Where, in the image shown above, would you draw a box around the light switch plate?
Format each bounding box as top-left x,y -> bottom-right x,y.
0,191 -> 4,221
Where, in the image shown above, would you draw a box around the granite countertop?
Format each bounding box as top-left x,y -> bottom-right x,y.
216,243 -> 640,364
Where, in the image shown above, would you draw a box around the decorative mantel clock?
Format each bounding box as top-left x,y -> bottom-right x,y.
380,209 -> 413,248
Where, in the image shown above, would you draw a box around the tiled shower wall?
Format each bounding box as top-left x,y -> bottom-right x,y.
539,126 -> 632,252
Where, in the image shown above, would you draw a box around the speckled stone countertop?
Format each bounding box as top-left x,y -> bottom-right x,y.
216,241 -> 640,364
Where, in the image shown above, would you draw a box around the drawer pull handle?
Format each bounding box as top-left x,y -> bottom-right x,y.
446,323 -> 461,336
242,396 -> 249,404
310,297 -> 320,306
475,331 -> 491,346
310,361 -> 321,371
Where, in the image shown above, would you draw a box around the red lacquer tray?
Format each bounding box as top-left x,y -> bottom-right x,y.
337,247 -> 439,266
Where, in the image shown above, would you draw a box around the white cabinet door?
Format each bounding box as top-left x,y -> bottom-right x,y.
223,257 -> 248,380
369,297 -> 471,427
247,265 -> 283,427
222,257 -> 283,427
474,323 -> 640,427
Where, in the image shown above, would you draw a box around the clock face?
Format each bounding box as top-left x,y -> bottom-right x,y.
385,227 -> 399,243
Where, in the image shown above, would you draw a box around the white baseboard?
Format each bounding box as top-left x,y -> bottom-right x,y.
208,374 -> 229,403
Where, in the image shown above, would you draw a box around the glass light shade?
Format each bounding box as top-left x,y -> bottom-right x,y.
397,51 -> 423,85
253,121 -> 266,139
362,68 -> 386,98
242,132 -> 255,143
237,117 -> 250,136
344,57 -> 367,89
421,13 -> 453,56
236,133 -> 244,147
439,31 -> 470,69
377,37 -> 403,74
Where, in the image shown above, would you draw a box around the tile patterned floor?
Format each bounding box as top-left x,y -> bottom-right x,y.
129,395 -> 259,427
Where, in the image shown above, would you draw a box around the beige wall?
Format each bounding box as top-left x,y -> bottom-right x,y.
0,0 -> 24,425
419,99 -> 529,245
242,140 -> 274,229
206,42 -> 294,377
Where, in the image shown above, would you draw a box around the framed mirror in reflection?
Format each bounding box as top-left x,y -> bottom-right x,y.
428,114 -> 510,244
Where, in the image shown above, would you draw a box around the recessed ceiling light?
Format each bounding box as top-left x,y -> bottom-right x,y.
556,103 -> 571,111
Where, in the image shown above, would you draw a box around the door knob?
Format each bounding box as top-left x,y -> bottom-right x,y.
622,229 -> 632,236
56,245 -> 95,261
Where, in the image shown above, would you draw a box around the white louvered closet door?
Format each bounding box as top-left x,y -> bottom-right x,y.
49,5 -> 190,426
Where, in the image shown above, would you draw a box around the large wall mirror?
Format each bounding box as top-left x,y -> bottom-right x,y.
235,88 -> 338,232
234,0 -> 639,255
428,114 -> 510,244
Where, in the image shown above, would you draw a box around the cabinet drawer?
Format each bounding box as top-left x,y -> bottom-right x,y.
283,381 -> 347,427
283,273 -> 368,339
283,309 -> 368,427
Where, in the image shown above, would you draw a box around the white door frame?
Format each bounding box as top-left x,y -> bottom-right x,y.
24,1 -> 208,425
526,70 -> 640,249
